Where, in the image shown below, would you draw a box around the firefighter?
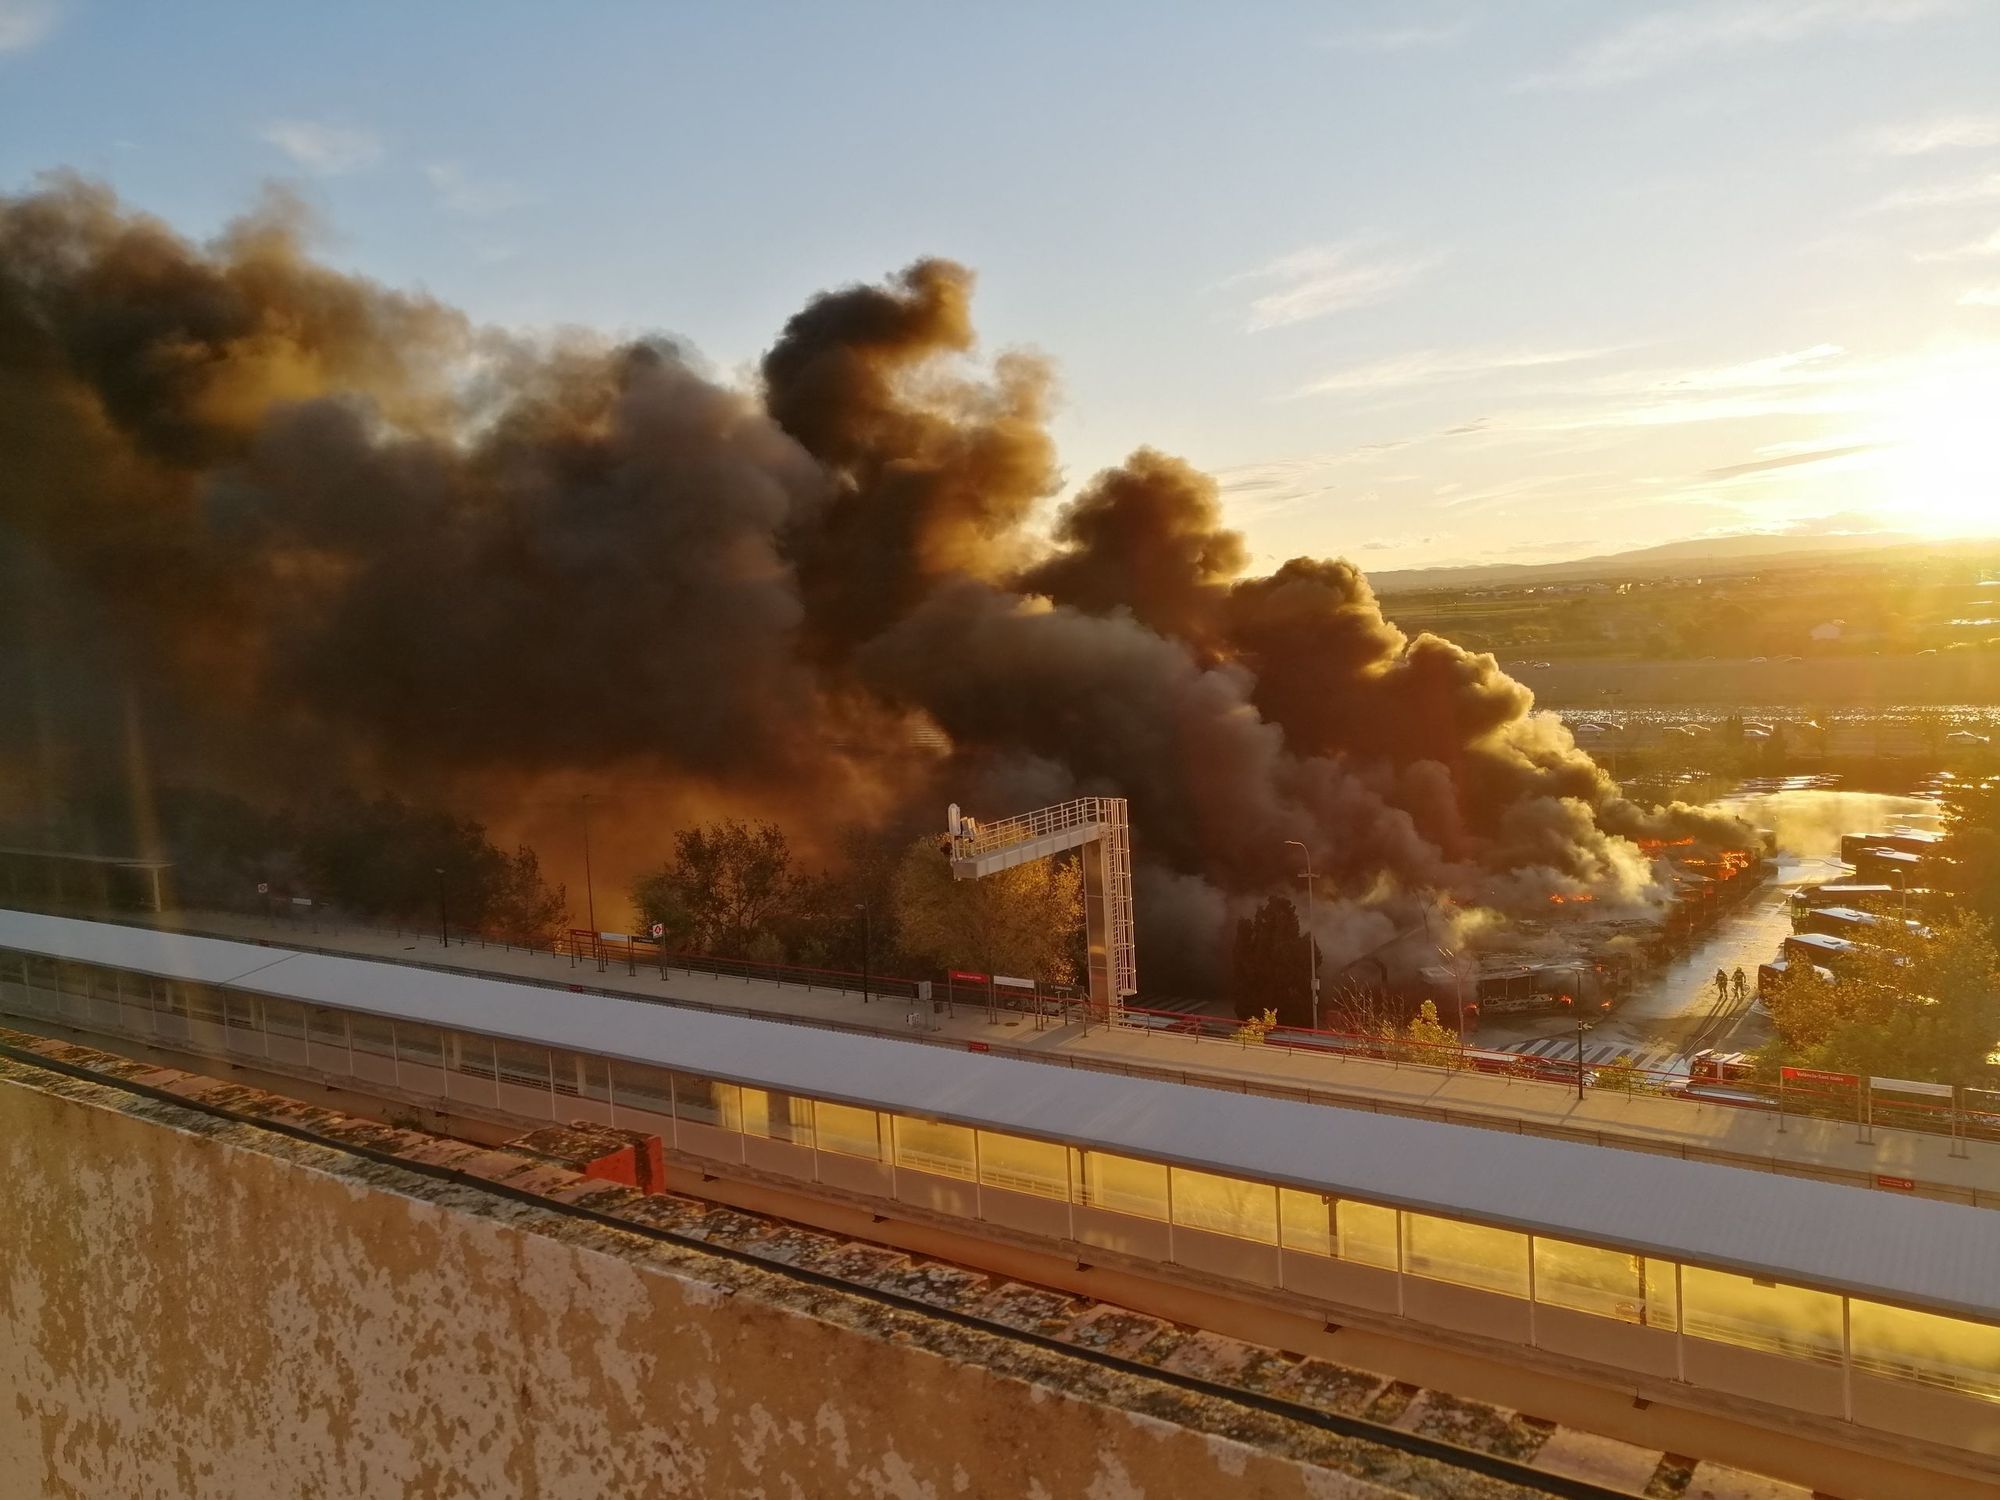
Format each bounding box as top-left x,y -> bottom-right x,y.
1714,968 -> 1729,1001
1731,966 -> 1747,1001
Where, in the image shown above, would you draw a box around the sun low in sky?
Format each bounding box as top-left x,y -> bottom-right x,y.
2,0 -> 1998,571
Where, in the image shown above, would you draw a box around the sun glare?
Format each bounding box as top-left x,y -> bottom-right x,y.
1876,355 -> 2000,537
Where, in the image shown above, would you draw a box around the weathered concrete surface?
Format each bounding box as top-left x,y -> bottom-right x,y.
0,1060 -> 1458,1500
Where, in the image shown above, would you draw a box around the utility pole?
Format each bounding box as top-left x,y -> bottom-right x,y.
434,866 -> 449,950
1575,1013 -> 1591,1102
1284,839 -> 1320,1030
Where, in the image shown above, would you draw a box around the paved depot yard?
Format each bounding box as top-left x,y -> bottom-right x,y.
23,901 -> 1998,1210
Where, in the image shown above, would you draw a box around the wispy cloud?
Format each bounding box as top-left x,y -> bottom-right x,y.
0,0 -> 61,54
1872,171 -> 2000,211
1293,345 -> 1617,398
1702,442 -> 1880,479
1234,241 -> 1443,331
1961,286 -> 2000,306
1524,0 -> 1958,89
259,120 -> 383,176
1915,225 -> 2000,260
1864,112 -> 2000,156
425,162 -> 533,216
1322,20 -> 1469,53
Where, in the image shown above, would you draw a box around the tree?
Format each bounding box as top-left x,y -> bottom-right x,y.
297,791 -> 509,925
1762,912 -> 2000,1084
891,838 -> 1083,985
629,819 -> 799,959
1228,895 -> 1313,1025
486,845 -> 567,946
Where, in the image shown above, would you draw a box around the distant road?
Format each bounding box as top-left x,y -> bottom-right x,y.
1517,651 -> 2000,708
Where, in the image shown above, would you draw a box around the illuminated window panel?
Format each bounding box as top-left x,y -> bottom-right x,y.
975,1130 -> 1068,1200
1850,1300 -> 2000,1402
1681,1266 -> 1843,1363
1278,1188 -> 1332,1256
893,1116 -> 977,1180
740,1087 -> 813,1145
1404,1213 -> 1529,1298
815,1101 -> 884,1161
1075,1150 -> 1169,1221
1534,1238 -> 1645,1324
1644,1260 -> 1679,1333
1170,1166 -> 1277,1243
1335,1200 -> 1400,1271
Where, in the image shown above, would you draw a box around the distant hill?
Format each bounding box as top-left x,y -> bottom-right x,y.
1367,530 -> 1931,595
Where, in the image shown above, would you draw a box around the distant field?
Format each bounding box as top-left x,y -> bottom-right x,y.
1514,651 -> 2000,709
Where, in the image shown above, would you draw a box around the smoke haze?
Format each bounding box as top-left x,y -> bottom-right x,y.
0,176 -> 1749,986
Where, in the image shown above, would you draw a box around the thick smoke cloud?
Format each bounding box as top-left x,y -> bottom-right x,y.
0,176 -> 1748,986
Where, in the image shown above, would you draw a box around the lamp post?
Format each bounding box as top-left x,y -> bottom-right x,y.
1283,839 -> 1321,1031
579,794 -> 602,971
1574,1012 -> 1593,1102
855,901 -> 872,1005
434,866 -> 449,950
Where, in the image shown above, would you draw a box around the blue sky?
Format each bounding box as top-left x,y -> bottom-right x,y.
5,0 -> 2000,569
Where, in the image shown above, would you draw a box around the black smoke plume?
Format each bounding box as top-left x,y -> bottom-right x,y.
0,176 -> 1747,988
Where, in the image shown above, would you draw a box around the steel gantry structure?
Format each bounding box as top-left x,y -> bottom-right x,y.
947,797 -> 1136,1021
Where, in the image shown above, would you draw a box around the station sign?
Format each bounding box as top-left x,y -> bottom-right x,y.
949,969 -> 989,985
1780,1066 -> 1858,1086
1875,1174 -> 1916,1191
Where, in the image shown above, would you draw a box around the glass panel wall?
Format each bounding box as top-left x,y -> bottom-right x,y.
1278,1188 -> 1332,1256
1170,1166 -> 1277,1243
669,1071 -> 740,1130
225,993 -> 261,1036
1681,1267 -> 1843,1363
740,1087 -> 812,1145
893,1117 -> 976,1180
1335,1200 -> 1399,1271
1534,1238 -> 1645,1324
184,985 -> 226,1028
452,1034 -> 496,1080
975,1130 -> 1067,1200
1075,1150 -> 1168,1220
394,1022 -> 445,1069
1404,1213 -> 1529,1297
350,1012 -> 396,1062
609,1062 -> 674,1117
495,1039 -> 551,1091
258,996 -> 303,1042
814,1101 -> 882,1160
1850,1299 -> 2000,1400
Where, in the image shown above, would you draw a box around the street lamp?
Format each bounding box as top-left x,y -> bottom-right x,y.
1283,839 -> 1321,1031
434,867 -> 449,950
855,901 -> 872,1005
1574,1011 -> 1593,1102
579,794 -> 602,971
